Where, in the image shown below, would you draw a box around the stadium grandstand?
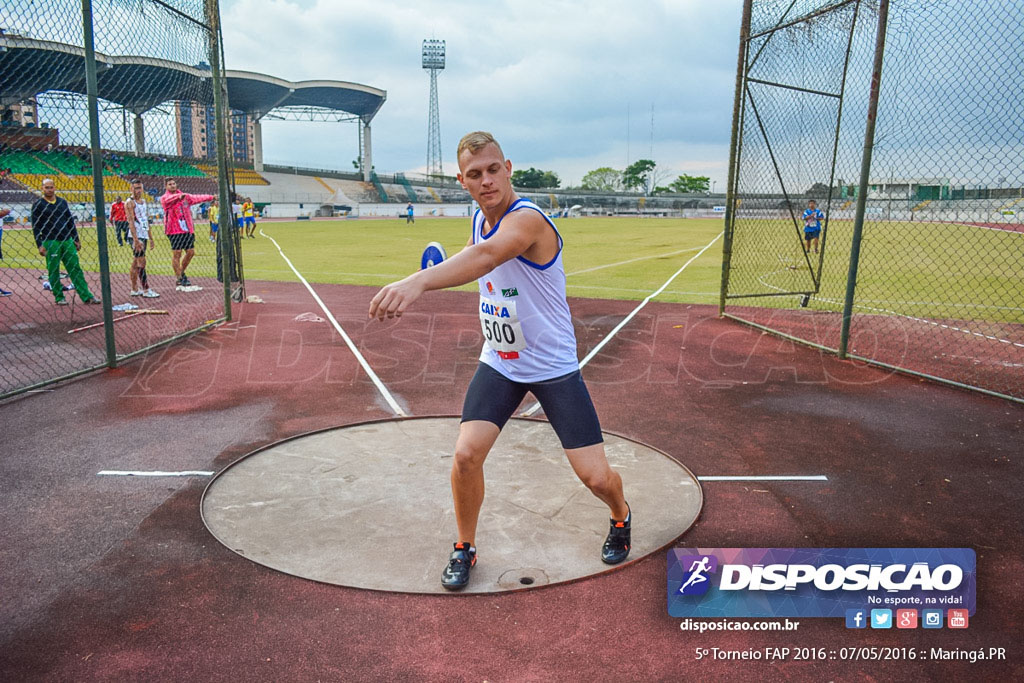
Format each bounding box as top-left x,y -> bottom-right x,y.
0,31 -> 385,217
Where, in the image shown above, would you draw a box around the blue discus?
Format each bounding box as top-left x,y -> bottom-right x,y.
421,241 -> 447,269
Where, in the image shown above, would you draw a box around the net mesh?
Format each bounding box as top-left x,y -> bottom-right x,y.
723,0 -> 1024,401
0,0 -> 238,397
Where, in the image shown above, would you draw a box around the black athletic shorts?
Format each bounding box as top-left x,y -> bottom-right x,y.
461,362 -> 603,449
132,237 -> 148,258
169,232 -> 195,251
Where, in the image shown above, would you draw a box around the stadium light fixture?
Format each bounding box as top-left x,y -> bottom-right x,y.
422,39 -> 445,70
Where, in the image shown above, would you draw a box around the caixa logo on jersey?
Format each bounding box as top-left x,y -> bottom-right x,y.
667,548 -> 976,618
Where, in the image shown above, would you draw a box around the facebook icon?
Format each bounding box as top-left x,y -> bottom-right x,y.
845,609 -> 867,629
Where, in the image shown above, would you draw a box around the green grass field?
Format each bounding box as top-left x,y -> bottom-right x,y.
244,216 -> 726,305
2,215 -> 1020,324
728,217 -> 1023,323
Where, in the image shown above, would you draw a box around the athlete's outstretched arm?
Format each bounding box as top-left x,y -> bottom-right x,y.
368,212 -> 544,320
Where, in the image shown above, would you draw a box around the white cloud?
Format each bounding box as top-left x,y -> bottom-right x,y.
221,0 -> 743,186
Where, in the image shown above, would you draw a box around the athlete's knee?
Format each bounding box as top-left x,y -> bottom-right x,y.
452,441 -> 488,475
580,467 -> 618,497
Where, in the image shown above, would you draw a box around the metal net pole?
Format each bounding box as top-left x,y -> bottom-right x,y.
838,0 -> 888,359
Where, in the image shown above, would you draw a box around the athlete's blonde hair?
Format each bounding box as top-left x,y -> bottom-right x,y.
457,131 -> 503,161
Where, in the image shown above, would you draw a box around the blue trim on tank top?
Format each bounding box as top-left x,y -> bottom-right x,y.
477,198 -> 563,270
471,208 -> 482,244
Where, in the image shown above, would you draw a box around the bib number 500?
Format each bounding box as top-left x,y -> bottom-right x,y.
479,296 -> 526,354
483,319 -> 517,346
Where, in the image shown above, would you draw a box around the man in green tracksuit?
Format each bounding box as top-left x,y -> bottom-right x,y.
31,178 -> 100,306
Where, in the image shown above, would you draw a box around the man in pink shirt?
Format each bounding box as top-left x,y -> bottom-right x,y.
161,178 -> 214,290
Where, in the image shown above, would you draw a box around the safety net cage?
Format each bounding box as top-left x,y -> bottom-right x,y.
720,0 -> 1024,402
0,0 -> 242,398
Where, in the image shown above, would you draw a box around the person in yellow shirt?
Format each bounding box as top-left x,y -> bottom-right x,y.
208,199 -> 219,243
242,198 -> 255,238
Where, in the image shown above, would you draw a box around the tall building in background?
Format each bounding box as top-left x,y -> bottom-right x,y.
0,100 -> 38,126
175,102 -> 254,163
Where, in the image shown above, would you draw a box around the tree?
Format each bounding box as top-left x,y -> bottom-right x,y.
618,162 -> 659,197
511,167 -> 560,189
805,182 -> 831,198
669,174 -> 710,194
581,167 -> 623,192
540,170 -> 560,188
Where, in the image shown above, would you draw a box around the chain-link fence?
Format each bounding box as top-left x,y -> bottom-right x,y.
721,0 -> 1024,402
0,0 -> 240,398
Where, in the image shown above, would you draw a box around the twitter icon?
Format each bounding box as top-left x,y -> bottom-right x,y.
870,609 -> 893,629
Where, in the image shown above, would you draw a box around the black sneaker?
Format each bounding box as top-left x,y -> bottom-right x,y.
180,275 -> 192,287
601,506 -> 631,565
441,542 -> 476,591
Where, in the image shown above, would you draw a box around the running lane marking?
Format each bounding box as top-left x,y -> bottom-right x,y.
260,228 -> 408,417
698,475 -> 828,482
520,231 -> 723,417
98,470 -> 214,477
565,246 -> 702,277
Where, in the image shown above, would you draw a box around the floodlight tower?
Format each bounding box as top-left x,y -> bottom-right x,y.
422,39 -> 445,180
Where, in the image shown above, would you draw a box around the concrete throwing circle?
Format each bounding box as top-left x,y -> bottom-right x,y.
202,417 -> 702,593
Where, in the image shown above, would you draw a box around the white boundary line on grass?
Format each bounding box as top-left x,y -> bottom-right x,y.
260,228 -> 408,417
565,246 -> 703,277
520,231 -> 724,418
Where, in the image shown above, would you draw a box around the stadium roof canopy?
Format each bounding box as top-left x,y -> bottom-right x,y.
0,35 -> 386,121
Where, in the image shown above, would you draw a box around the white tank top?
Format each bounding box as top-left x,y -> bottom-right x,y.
473,198 -> 579,382
133,199 -> 150,240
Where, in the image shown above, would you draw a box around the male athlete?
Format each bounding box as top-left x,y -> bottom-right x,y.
231,196 -> 244,238
109,195 -> 129,247
369,131 -> 631,590
803,199 -> 824,254
208,198 -> 219,243
243,198 -> 256,238
124,179 -> 159,298
32,178 -> 100,306
160,178 -> 213,290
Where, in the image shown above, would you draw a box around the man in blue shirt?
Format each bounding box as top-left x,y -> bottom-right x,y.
406,202 -> 415,224
802,199 -> 824,254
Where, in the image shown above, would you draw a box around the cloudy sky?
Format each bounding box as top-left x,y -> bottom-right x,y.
219,0 -> 743,188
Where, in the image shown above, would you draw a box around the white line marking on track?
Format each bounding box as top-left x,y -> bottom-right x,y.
260,228 -> 408,417
520,231 -> 723,417
698,475 -> 828,482
98,470 -> 214,477
565,246 -> 702,277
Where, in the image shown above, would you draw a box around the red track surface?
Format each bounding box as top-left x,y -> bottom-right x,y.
1,280 -> 1021,680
